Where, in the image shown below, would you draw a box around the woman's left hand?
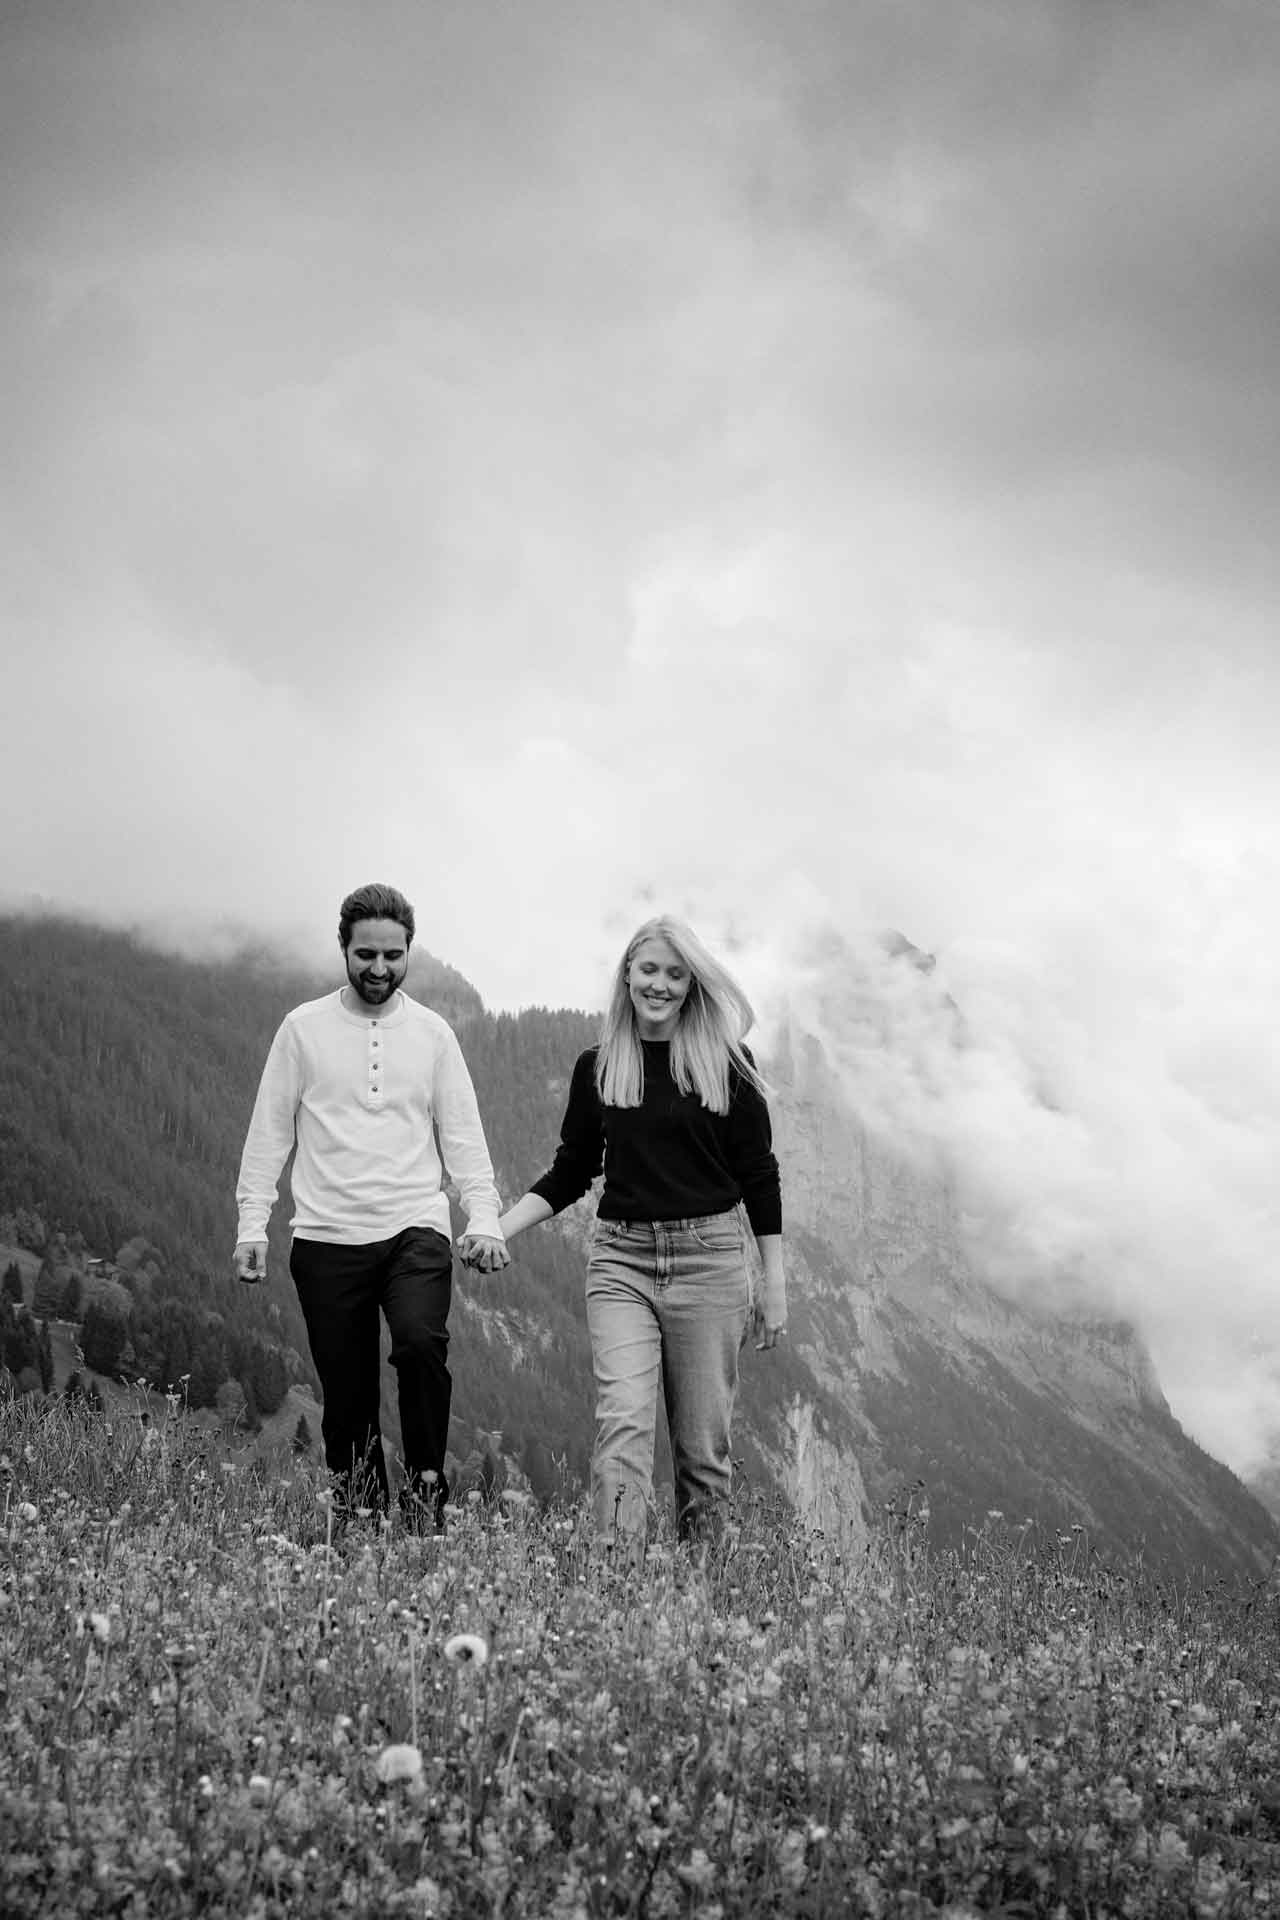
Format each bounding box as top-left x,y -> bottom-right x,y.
752,1274 -> 788,1351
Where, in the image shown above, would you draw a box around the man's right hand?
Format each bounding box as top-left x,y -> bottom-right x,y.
234,1240 -> 268,1285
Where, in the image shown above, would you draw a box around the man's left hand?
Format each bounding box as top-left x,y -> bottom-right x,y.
459,1234 -> 510,1273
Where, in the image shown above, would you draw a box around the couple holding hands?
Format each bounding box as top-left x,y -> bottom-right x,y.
234,883 -> 787,1545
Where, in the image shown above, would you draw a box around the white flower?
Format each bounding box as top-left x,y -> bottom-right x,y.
443,1632 -> 489,1668
248,1773 -> 272,1805
16,1501 -> 38,1523
88,1611 -> 111,1644
375,1743 -> 424,1785
676,1848 -> 716,1894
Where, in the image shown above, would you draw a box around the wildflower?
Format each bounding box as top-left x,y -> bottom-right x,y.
777,1829 -> 808,1891
443,1631 -> 489,1668
16,1501 -> 38,1523
88,1611 -> 111,1644
249,1774 -> 272,1805
1152,1825 -> 1190,1878
676,1848 -> 716,1894
375,1743 -> 424,1785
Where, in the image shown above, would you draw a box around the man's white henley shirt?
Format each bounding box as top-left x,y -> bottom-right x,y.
235,990 -> 503,1247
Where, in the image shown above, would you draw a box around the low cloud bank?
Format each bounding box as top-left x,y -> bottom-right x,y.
735,906 -> 1280,1481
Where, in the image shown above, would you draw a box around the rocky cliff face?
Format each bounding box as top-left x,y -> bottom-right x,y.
729,961 -> 1280,1581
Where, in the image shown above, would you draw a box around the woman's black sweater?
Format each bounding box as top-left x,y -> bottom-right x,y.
529,1041 -> 782,1237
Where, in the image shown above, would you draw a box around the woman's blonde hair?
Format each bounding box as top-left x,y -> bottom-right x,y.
596,915 -> 768,1113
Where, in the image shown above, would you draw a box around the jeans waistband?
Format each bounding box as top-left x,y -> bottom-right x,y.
601,1209 -> 738,1232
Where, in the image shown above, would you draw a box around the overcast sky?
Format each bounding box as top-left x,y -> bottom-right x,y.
4,0 -> 1280,1475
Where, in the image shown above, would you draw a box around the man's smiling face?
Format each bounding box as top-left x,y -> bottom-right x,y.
343,917 -> 410,1007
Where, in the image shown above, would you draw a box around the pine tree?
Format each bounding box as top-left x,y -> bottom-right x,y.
37,1320 -> 54,1393
2,1261 -> 23,1305
32,1259 -> 63,1316
81,1300 -> 128,1378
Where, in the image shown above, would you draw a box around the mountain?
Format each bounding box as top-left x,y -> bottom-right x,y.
1,911 -> 1276,1580
1249,1464 -> 1280,1525
754,1012 -> 1277,1578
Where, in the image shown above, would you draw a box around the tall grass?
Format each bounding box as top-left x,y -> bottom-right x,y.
2,1392 -> 1278,1917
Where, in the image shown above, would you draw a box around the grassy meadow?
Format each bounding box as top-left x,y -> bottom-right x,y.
2,1391 -> 1279,1918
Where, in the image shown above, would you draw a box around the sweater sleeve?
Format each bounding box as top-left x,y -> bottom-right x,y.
528,1049 -> 605,1216
727,1058 -> 783,1238
235,1018 -> 302,1241
431,1026 -> 504,1239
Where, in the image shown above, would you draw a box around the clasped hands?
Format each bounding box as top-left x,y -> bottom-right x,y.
458,1233 -> 510,1274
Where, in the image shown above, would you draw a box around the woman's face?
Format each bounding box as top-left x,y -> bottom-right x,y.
627,935 -> 692,1039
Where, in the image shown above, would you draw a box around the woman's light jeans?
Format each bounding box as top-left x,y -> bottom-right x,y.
585,1209 -> 752,1544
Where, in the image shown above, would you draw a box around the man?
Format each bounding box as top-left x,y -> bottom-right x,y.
233,882 -> 508,1528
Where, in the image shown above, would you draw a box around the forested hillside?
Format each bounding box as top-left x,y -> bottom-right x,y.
0,913 -> 601,1489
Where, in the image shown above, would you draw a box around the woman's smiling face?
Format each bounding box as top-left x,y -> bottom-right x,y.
627,935 -> 691,1038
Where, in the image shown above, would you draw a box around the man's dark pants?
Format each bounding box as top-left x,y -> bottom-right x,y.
290,1226 -> 453,1524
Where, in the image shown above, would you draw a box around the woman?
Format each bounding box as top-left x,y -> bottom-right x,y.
497,915 -> 787,1545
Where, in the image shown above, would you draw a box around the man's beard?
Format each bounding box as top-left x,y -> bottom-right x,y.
348,968 -> 396,1005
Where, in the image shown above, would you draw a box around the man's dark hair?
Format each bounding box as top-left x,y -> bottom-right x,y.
338,883 -> 416,951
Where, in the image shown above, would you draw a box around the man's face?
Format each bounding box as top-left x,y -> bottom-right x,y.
343,917 -> 411,1007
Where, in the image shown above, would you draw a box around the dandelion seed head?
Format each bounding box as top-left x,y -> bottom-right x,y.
375,1742 -> 424,1785
443,1631 -> 489,1668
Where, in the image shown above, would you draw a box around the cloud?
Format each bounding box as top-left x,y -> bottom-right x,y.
734,906 -> 1280,1480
